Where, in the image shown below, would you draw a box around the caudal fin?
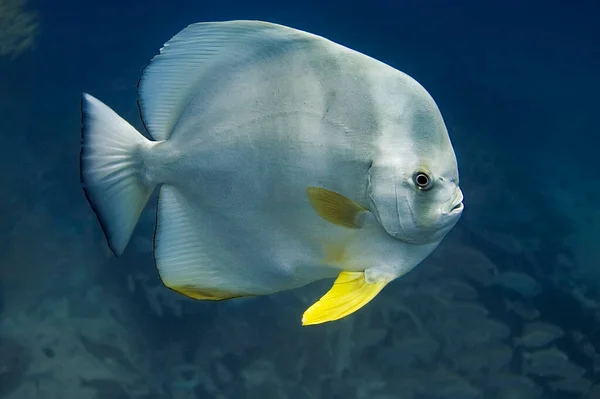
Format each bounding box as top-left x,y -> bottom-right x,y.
80,93 -> 155,256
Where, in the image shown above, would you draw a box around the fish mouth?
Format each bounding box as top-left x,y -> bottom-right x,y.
448,190 -> 464,214
450,202 -> 464,213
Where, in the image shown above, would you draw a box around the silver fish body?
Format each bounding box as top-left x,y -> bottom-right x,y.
79,20 -> 463,325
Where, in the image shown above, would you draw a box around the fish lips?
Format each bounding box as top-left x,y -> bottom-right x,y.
447,189 -> 464,215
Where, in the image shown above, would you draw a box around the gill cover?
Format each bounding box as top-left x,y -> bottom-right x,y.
367,161 -> 402,237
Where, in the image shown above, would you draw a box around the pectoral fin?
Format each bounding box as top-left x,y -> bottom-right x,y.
306,187 -> 369,228
302,271 -> 389,325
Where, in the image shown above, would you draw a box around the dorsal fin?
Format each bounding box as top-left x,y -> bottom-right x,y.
137,20 -> 318,141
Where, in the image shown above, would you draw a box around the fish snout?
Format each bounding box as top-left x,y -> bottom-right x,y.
448,188 -> 464,215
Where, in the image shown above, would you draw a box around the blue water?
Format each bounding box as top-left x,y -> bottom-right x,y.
1,0 -> 599,398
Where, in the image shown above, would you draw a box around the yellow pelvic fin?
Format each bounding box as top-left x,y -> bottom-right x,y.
168,284 -> 251,301
305,186 -> 368,228
302,271 -> 389,326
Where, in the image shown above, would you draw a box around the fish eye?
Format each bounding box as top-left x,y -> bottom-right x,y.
413,170 -> 433,190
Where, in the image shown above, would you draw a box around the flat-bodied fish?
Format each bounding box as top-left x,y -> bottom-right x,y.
492,271 -> 541,297
513,322 -> 564,348
522,347 -> 585,379
79,20 -> 464,325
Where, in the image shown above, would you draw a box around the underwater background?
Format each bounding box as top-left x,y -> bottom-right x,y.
1,0 -> 600,398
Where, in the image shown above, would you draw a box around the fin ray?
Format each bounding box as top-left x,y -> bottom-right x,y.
302,271 -> 388,325
171,285 -> 251,301
306,186 -> 368,228
138,20 -> 315,141
80,93 -> 155,255
154,185 -> 250,300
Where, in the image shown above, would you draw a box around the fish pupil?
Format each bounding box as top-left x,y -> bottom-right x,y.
414,172 -> 430,189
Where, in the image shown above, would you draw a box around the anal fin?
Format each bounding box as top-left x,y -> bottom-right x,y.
302,271 -> 389,325
170,285 -> 252,301
155,185 -> 250,301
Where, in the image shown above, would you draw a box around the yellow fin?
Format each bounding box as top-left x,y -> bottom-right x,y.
302,271 -> 388,325
306,186 -> 368,228
168,284 -> 251,301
